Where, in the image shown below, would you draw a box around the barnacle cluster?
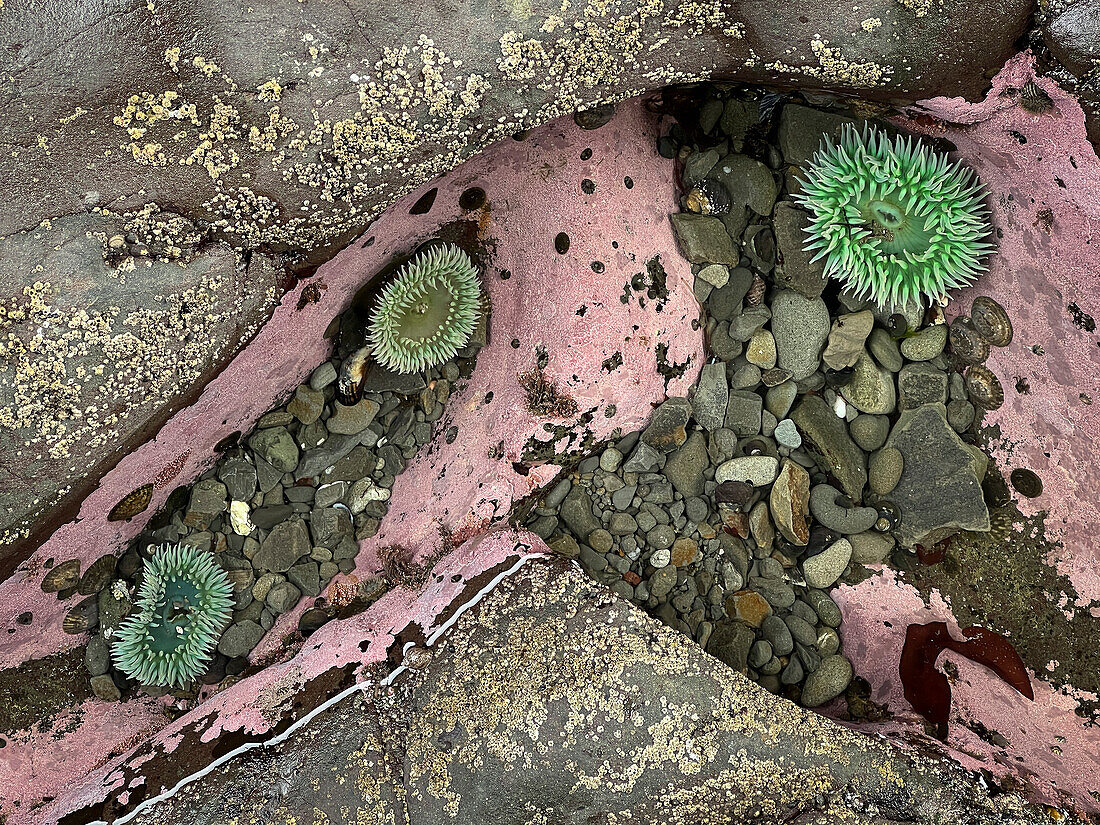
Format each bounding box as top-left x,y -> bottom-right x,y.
796,124 -> 992,307
368,243 -> 482,374
111,543 -> 233,687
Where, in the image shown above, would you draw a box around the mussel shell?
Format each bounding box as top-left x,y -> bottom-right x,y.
965,365 -> 1005,410
970,296 -> 1013,347
41,558 -> 81,593
78,555 -> 118,596
948,317 -> 990,364
63,596 -> 99,634
1020,81 -> 1054,113
824,366 -> 855,388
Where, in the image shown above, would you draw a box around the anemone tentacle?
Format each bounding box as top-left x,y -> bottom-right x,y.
368,243 -> 482,374
111,542 -> 234,687
794,124 -> 992,307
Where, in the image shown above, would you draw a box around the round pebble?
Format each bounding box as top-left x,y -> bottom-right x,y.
773,418 -> 801,448
848,414 -> 889,452
801,654 -> 853,707
868,447 -> 903,495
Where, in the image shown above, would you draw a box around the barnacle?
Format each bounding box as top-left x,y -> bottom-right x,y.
368,243 -> 482,374
796,124 -> 992,307
111,543 -> 233,687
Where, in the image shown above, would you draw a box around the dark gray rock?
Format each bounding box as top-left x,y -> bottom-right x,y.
249,427 -> 299,473
801,654 -> 854,708
670,214 -> 739,265
790,396 -> 867,503
1046,1 -> 1100,76
217,620 -> 265,658
710,155 -> 777,216
725,390 -> 763,436
771,291 -> 830,380
706,267 -> 755,320
89,674 -> 121,702
218,456 -> 258,502
641,397 -> 691,454
772,204 -> 827,297
84,634 -> 110,676
848,414 -> 890,452
266,581 -> 302,614
310,507 -> 353,548
662,432 -> 707,498
706,620 -> 755,671
560,488 -> 602,542
777,105 -> 858,168
184,479 -> 228,530
287,385 -> 325,425
692,362 -> 729,432
884,404 -> 990,547
327,399 -> 381,435
898,363 -> 949,411
253,518 -> 311,572
868,328 -> 904,372
761,614 -> 794,656
623,442 -> 664,474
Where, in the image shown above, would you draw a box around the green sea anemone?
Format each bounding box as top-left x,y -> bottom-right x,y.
795,124 -> 992,307
111,543 -> 233,687
368,243 -> 482,374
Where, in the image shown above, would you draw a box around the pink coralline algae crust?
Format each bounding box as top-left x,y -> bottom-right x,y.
824,52 -> 1100,817
0,101 -> 701,821
30,530 -> 546,825
903,53 -> 1100,604
834,571 -> 1100,815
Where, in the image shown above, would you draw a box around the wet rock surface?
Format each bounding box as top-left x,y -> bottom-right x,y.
108,557 -> 1065,825
0,0 -> 1034,567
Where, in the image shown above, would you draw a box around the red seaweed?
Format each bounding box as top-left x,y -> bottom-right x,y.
900,621 -> 1033,740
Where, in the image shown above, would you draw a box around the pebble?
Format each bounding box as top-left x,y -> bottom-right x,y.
840,351 -> 897,415
218,620 -> 265,657
764,380 -> 797,420
822,310 -> 874,371
561,488 -> 603,539
897,363 -> 948,410
808,484 -> 878,535
85,635 -> 110,676
697,263 -> 730,288
784,614 -> 817,647
868,329 -> 903,372
746,329 -> 777,369
802,539 -> 853,589
804,589 -> 843,628
218,457 -> 258,502
715,455 -> 779,487
253,518 -> 311,572
588,528 -> 614,551
623,442 -> 664,473
771,291 -> 831,380
947,399 -> 976,433
749,576 -> 796,609
725,390 -> 763,435
250,427 -> 299,474
790,396 -> 867,503
769,459 -> 810,545
848,414 -> 890,452
287,385 -> 325,425
801,654 -> 853,707
708,268 -> 755,320
648,525 -> 676,550
90,674 -> 121,702
548,534 -> 580,558
761,614 -> 794,656
266,581 -> 302,614
900,323 -> 948,361
670,214 -> 740,265
650,564 -> 677,599
868,447 -> 904,495
309,362 -> 338,391
692,363 -> 729,431
749,639 -> 773,668
327,399 -> 381,435
773,418 -> 801,449
641,397 -> 692,453
848,531 -> 895,564
662,432 -> 708,497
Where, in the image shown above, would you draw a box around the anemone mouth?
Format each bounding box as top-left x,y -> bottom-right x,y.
111,543 -> 233,687
369,243 -> 482,374
795,124 -> 993,307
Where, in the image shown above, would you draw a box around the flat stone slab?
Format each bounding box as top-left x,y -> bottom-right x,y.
884,403 -> 990,547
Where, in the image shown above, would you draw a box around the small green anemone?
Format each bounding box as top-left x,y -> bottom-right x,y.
111,543 -> 233,687
795,124 -> 993,307
368,243 -> 482,374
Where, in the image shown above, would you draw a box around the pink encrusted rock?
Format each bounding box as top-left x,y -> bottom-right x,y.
825,53 -> 1100,816
0,99 -> 702,819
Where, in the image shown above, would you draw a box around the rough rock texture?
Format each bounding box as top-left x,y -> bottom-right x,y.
56,547 -> 1069,825
0,0 -> 1033,568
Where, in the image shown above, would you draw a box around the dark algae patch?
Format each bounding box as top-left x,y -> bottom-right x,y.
0,648 -> 94,735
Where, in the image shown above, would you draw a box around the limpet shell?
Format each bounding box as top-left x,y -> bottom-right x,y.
108,484 -> 154,522
981,471 -> 1012,508
77,554 -> 117,596
1009,468 -> 1043,498
1020,80 -> 1054,114
41,559 -> 81,593
948,317 -> 990,364
965,365 -> 1005,410
970,296 -> 1013,347
63,596 -> 99,634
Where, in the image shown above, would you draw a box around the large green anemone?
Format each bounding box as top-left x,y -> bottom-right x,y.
795,124 -> 992,307
111,543 -> 233,687
368,243 -> 482,374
